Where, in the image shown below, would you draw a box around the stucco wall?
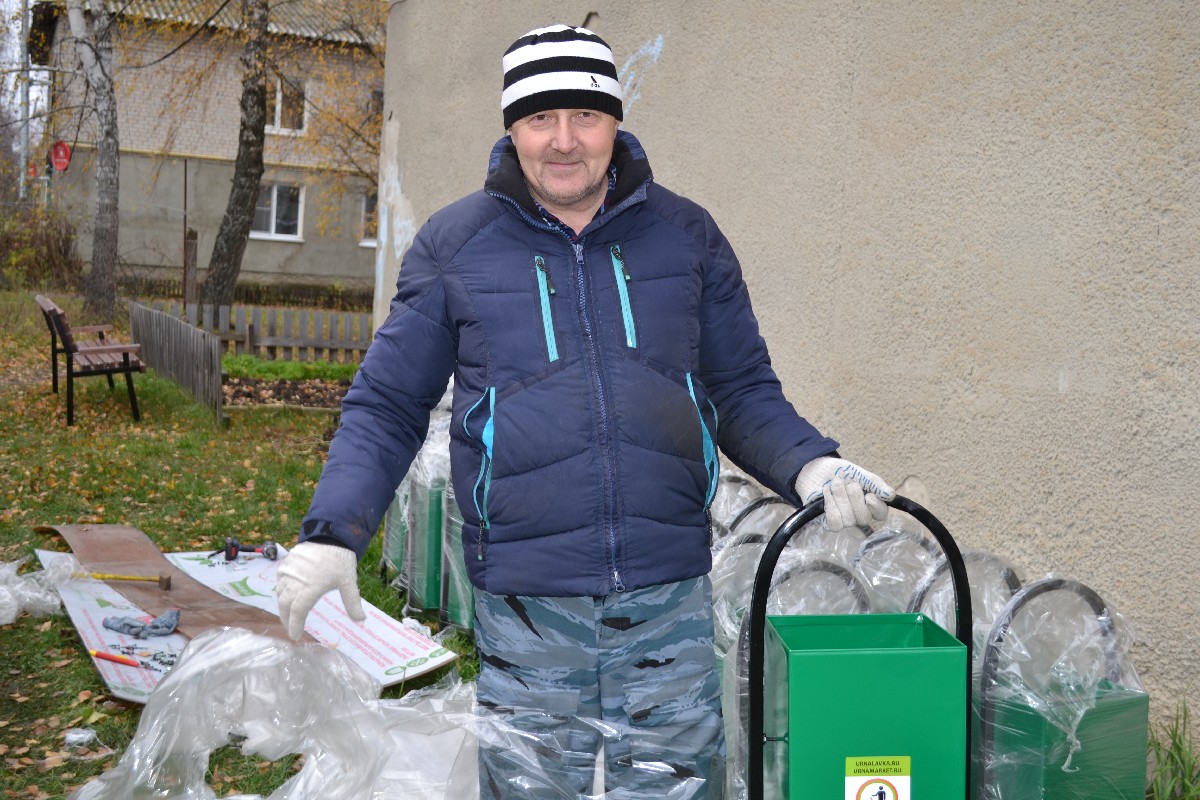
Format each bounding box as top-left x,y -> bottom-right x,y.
382,0 -> 1200,736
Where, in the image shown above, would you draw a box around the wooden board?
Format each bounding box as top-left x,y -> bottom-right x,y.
37,523 -> 305,642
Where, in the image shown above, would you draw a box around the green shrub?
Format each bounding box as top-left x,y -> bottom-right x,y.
0,205 -> 84,291
222,353 -> 359,382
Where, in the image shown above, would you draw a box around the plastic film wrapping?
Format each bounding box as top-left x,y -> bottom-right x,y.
711,508 -> 867,657
404,413 -> 452,615
852,510 -> 941,613
381,478 -> 411,581
975,576 -> 1148,800
721,556 -> 872,800
371,672 -> 480,800
0,554 -> 75,623
439,481 -> 474,630
69,627 -> 390,800
908,548 -> 1025,660
71,627 -> 724,799
709,463 -> 766,546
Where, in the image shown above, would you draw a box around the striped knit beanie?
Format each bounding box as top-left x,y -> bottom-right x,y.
502,25 -> 624,129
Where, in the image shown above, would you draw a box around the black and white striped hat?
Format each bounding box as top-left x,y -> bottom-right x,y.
502,25 -> 624,129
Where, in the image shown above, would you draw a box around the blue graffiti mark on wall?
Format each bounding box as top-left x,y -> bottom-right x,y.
618,34 -> 665,120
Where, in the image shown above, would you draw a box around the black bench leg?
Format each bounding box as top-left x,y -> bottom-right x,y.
106,373 -> 115,389
66,365 -> 75,426
50,347 -> 59,394
124,363 -> 141,422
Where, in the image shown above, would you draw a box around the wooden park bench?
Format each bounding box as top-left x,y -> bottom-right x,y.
34,294 -> 146,425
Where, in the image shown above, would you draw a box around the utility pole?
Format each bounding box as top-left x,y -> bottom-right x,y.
18,0 -> 31,199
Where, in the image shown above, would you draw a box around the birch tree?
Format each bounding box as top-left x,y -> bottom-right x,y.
63,0 -> 118,320
200,0 -> 268,308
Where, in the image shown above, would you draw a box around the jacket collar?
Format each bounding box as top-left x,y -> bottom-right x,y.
484,130 -> 653,226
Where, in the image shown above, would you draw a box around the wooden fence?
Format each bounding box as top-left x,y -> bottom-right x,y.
146,301 -> 373,363
129,301 -> 224,422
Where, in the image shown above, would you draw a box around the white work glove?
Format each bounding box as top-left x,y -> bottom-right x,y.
275,541 -> 365,640
795,456 -> 894,532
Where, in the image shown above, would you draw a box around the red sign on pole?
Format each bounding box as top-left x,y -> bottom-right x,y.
26,162 -> 37,180
51,141 -> 73,172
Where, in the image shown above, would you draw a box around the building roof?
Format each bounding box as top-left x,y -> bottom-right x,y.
32,0 -> 382,50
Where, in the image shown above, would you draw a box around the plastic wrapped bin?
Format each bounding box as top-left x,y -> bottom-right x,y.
403,416 -> 451,615
975,577 -> 1148,800
438,482 -> 474,630
381,479 -> 411,586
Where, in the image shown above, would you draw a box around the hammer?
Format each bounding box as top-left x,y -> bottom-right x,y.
77,571 -> 172,590
211,538 -> 278,562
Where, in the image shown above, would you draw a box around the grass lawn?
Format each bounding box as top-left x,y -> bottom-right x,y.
0,290 -> 473,798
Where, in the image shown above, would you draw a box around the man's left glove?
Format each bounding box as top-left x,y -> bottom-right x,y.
275,541 -> 365,640
795,456 -> 894,531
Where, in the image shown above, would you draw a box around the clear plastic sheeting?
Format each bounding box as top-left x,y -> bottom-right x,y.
711,509 -> 867,658
371,673 -> 479,800
852,510 -> 941,613
404,413 -> 452,615
0,553 -> 73,624
381,479 -> 410,581
720,554 -> 872,800
910,548 -> 1025,658
709,463 -> 766,546
69,627 -> 391,800
439,481 -> 474,630
69,627 -> 724,800
975,576 -> 1148,800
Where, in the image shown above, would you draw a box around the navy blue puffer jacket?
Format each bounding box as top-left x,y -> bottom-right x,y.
300,131 -> 838,597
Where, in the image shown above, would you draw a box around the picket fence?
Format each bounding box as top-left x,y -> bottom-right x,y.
146,301 -> 374,362
129,301 -> 374,422
129,302 -> 224,421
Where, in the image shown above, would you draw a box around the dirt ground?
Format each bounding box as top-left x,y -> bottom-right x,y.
221,377 -> 350,409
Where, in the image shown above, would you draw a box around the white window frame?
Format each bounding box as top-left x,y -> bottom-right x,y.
250,183 -> 305,242
266,76 -> 307,136
359,190 -> 378,248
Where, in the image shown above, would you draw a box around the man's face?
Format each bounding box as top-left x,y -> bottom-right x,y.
508,109 -> 619,218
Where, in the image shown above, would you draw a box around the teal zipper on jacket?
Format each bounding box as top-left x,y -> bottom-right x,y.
464,387 -> 495,559
533,255 -> 559,362
686,373 -> 719,507
610,244 -> 638,348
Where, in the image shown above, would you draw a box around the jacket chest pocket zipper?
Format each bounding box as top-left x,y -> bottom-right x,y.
610,245 -> 638,349
464,387 -> 496,559
534,256 -> 559,362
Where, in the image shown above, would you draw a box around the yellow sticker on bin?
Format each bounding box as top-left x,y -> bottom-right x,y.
846,756 -> 910,800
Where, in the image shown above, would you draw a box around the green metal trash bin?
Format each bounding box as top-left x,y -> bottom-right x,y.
438,481 -> 475,630
404,478 -> 444,613
748,496 -> 974,800
764,613 -> 968,799
975,578 -> 1149,800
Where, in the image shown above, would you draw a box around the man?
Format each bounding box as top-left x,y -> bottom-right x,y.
275,24 -> 893,799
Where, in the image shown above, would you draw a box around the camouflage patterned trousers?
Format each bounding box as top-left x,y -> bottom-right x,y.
474,576 -> 725,799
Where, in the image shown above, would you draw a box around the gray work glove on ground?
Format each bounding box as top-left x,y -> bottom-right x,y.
795,456 -> 894,531
275,541 -> 365,640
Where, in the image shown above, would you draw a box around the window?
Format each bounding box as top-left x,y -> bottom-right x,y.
251,183 -> 303,240
266,77 -> 306,134
360,190 -> 378,246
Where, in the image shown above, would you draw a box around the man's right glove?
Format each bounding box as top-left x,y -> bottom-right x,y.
275,541 -> 365,640
795,456 -> 894,532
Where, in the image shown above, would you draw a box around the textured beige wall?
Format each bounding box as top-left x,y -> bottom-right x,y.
383,1 -> 1200,734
